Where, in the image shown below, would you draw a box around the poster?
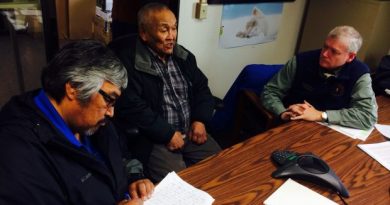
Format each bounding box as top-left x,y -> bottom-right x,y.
219,3 -> 283,48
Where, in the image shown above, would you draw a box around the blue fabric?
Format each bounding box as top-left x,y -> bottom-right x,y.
34,89 -> 82,147
0,90 -> 128,204
210,64 -> 283,133
34,89 -> 97,155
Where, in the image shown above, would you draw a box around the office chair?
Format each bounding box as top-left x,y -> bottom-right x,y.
211,64 -> 283,147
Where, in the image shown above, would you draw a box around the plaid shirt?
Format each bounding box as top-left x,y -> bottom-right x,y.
149,49 -> 191,134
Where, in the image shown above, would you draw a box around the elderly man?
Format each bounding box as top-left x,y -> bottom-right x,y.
109,3 -> 221,182
0,40 -> 153,205
261,25 -> 377,129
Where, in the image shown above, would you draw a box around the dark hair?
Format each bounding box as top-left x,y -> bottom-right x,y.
41,40 -> 127,103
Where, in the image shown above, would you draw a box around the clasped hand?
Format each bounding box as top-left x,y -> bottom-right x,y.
280,100 -> 322,122
167,121 -> 208,151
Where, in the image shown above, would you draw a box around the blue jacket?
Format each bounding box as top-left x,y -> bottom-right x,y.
0,90 -> 128,205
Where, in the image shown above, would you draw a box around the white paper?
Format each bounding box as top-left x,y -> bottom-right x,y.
318,122 -> 374,141
358,141 -> 390,171
385,88 -> 390,95
264,178 -> 338,205
375,124 -> 390,139
144,172 -> 214,205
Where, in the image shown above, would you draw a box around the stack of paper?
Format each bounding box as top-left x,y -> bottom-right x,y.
145,172 -> 214,205
358,141 -> 390,171
264,178 -> 338,205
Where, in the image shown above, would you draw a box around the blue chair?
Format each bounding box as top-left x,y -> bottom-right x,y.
209,64 -> 283,147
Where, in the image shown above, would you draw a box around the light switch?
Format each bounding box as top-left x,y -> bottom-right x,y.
195,3 -> 207,19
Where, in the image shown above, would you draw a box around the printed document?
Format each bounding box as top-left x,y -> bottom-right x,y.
264,178 -> 337,205
144,172 -> 215,205
358,141 -> 390,171
318,122 -> 374,141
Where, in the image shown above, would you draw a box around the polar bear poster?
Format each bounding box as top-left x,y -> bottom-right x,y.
236,7 -> 268,38
220,3 -> 283,48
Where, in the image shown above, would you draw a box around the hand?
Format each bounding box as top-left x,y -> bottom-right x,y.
281,101 -> 313,121
167,131 -> 185,151
280,111 -> 295,121
188,121 -> 207,144
129,179 -> 154,200
117,198 -> 143,205
290,101 -> 323,122
288,102 -> 311,115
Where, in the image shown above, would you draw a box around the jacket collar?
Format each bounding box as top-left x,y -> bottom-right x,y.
134,38 -> 189,75
1,90 -> 123,191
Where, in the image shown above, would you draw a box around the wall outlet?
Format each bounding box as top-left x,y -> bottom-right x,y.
195,3 -> 207,19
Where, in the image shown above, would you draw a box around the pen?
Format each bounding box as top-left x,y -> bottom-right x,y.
124,192 -> 131,201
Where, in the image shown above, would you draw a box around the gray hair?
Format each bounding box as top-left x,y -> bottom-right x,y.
41,40 -> 127,104
328,25 -> 363,53
137,2 -> 170,32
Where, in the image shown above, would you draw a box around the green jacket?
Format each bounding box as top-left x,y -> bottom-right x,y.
261,53 -> 377,129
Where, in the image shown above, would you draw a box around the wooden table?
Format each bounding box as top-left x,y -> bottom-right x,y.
179,95 -> 390,205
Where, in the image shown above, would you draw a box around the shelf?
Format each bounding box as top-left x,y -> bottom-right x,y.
0,0 -> 38,9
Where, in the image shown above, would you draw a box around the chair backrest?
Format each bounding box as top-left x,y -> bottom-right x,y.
209,64 -> 283,135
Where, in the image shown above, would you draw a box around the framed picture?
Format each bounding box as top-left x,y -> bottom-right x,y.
208,0 -> 295,4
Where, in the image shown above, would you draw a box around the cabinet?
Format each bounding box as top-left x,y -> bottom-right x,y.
55,0 -> 96,40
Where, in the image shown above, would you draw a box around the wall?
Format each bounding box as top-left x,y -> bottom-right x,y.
365,1 -> 390,71
177,0 -> 307,98
297,0 -> 390,71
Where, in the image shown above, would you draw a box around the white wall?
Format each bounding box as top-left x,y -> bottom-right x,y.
177,0 -> 307,98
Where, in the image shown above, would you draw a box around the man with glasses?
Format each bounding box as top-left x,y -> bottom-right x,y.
261,25 -> 377,129
0,40 -> 153,205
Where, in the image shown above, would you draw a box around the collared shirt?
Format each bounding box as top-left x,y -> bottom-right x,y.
34,89 -> 101,156
261,56 -> 377,129
148,48 -> 191,133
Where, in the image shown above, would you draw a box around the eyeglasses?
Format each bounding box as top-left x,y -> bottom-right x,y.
98,89 -> 117,108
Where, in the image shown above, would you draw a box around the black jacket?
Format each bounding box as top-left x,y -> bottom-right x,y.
109,35 -> 214,164
373,55 -> 390,95
0,90 -> 128,205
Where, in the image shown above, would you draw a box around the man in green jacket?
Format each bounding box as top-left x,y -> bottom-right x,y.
261,25 -> 377,129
